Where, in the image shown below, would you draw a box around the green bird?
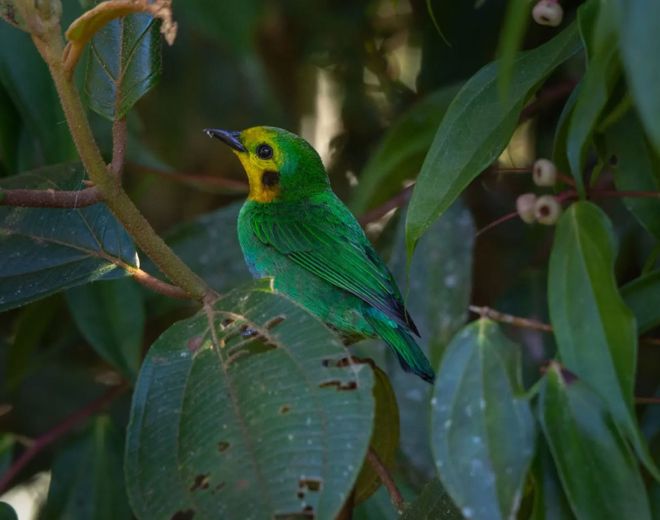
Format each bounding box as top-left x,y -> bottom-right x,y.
205,126 -> 434,383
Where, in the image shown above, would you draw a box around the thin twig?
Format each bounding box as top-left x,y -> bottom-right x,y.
359,184 -> 414,226
0,384 -> 127,494
128,267 -> 191,300
0,187 -> 101,208
635,397 -> 660,405
469,305 -> 553,332
519,81 -> 577,122
366,448 -> 404,512
475,211 -> 519,237
131,163 -> 248,194
110,117 -> 128,178
590,190 -> 660,200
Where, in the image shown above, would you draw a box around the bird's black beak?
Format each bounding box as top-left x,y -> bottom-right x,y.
203,128 -> 246,152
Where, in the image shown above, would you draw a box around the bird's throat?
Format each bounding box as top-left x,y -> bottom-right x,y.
237,154 -> 281,203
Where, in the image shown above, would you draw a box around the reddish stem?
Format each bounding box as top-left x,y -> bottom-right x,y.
366,448 -> 404,511
358,184 -> 414,226
475,211 -> 519,237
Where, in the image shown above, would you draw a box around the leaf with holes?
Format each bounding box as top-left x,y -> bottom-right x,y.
430,319 -> 535,520
125,282 -> 375,520
0,163 -> 138,312
84,10 -> 162,121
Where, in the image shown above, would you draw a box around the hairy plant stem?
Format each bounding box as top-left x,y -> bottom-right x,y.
29,23 -> 208,301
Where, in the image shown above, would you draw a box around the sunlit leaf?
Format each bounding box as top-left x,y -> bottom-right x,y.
431,319 -> 535,520
406,22 -> 580,255
0,164 -> 138,312
125,283 -> 375,520
539,363 -> 652,519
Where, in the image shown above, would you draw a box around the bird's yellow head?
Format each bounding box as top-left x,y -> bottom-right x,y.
205,126 -> 329,203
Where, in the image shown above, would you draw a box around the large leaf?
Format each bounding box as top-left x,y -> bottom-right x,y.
405,22 -> 580,255
401,478 -> 462,520
603,110 -> 660,240
125,283 -> 375,520
619,0 -> 660,154
621,269 -> 660,335
66,278 -> 145,379
350,84 -> 461,214
0,164 -> 138,312
530,438 -> 574,520
548,201 -> 657,476
430,319 -> 536,520
84,11 -> 162,120
42,416 -> 131,520
539,363 -> 651,520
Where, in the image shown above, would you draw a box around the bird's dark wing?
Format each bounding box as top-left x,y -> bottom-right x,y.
250,201 -> 419,336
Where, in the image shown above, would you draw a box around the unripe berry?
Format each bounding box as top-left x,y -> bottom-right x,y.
532,158 -> 557,187
534,195 -> 562,225
532,0 -> 563,27
516,193 -> 537,224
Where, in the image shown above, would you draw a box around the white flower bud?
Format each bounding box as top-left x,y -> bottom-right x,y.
532,158 -> 557,187
532,0 -> 563,27
516,193 -> 537,224
534,195 -> 562,225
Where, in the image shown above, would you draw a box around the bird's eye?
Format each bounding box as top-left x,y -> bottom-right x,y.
256,143 -> 273,160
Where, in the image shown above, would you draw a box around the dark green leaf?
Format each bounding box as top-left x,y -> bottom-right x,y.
621,269 -> 660,334
84,12 -> 161,120
431,319 -> 536,520
66,278 -> 144,379
350,84 -> 461,214
539,363 -> 651,520
125,283 -> 375,520
603,110 -> 660,240
406,22 -> 580,255
552,86 -> 579,176
496,0 -> 530,97
0,502 -> 17,520
401,478 -> 462,520
0,433 -> 14,475
548,201 -> 658,477
43,416 -> 131,520
619,0 -> 660,154
530,438 -> 574,520
0,164 -> 138,312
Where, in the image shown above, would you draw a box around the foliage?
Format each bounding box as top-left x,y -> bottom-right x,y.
0,0 -> 659,519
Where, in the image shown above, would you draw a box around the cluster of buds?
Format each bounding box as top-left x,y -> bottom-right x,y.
532,0 -> 563,27
516,158 -> 562,225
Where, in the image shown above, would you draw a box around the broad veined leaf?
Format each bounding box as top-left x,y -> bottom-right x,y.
619,0 -> 660,154
548,201 -> 658,477
66,277 -> 145,379
621,269 -> 660,335
430,319 -> 536,520
125,283 -> 375,520
350,84 -> 461,214
385,201 -> 474,485
405,22 -> 580,256
603,110 -> 660,240
42,416 -> 131,520
401,478 -> 462,520
539,363 -> 651,520
84,10 -> 162,120
0,164 -> 138,312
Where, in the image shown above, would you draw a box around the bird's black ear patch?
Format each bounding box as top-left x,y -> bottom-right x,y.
262,170 -> 280,187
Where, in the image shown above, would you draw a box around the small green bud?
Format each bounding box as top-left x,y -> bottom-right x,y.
532,158 -> 557,187
532,0 -> 563,27
516,193 -> 537,224
534,195 -> 562,225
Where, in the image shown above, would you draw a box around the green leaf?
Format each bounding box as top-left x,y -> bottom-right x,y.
0,502 -> 17,520
621,269 -> 660,335
384,201 -> 473,485
43,416 -> 132,520
548,201 -> 658,477
125,283 -> 375,520
0,433 -> 14,475
84,12 -> 162,120
0,164 -> 138,312
565,0 -> 620,195
603,110 -> 660,240
619,0 -> 660,154
406,22 -> 580,255
66,278 -> 144,379
539,363 -> 651,520
530,438 -> 574,520
496,0 -> 530,97
430,319 -> 536,520
350,84 -> 461,214
552,86 -> 579,176
401,478 -> 462,520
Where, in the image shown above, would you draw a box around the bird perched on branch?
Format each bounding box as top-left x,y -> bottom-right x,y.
205,126 -> 434,383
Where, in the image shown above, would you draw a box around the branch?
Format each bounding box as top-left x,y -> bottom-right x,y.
0,384 -> 127,494
128,267 -> 191,300
635,397 -> 660,405
519,81 -> 577,122
469,305 -> 553,332
110,117 -> 128,178
131,163 -> 248,194
589,190 -> 660,200
0,186 -> 101,208
366,448 -> 405,512
359,184 -> 414,226
475,211 -> 518,237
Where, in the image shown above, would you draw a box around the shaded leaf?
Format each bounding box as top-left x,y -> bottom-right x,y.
548,201 -> 658,477
0,164 -> 138,312
530,438 -> 574,520
0,503 -> 17,520
552,85 -> 579,176
401,478 -> 462,520
539,363 -> 651,520
430,319 -> 535,520
621,269 -> 660,335
350,84 -> 461,214
496,0 -> 530,97
406,22 -> 580,255
66,278 -> 144,379
0,433 -> 14,475
125,283 -> 375,520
